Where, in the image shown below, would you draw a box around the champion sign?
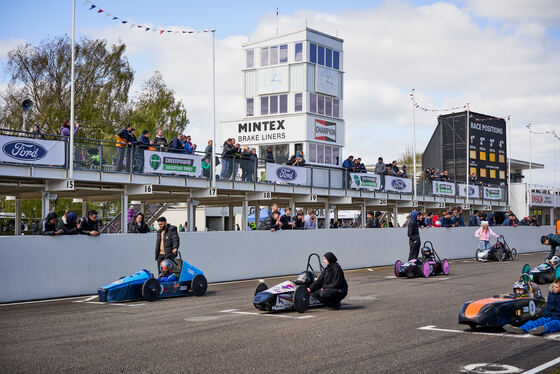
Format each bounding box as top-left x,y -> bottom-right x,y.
314,119 -> 336,143
2,140 -> 47,161
276,167 -> 297,181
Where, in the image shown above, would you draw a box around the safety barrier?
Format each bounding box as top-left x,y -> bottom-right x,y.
0,226 -> 553,302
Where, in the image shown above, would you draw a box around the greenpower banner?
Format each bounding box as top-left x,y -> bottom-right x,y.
432,181 -> 456,196
144,150 -> 202,177
483,186 -> 502,200
349,173 -> 381,190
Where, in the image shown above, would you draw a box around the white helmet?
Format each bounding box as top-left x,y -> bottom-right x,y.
550,256 -> 560,267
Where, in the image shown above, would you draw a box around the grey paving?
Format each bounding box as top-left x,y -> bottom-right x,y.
0,251 -> 559,374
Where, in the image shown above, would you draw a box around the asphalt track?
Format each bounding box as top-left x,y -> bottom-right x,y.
1,251 -> 559,374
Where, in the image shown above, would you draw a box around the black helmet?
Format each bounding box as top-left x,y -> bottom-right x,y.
296,271 -> 315,286
422,245 -> 433,258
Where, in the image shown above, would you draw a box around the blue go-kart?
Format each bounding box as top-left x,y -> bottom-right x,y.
98,252 -> 207,302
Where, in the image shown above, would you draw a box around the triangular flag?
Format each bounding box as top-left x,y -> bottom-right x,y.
138,25 -> 143,28
145,27 -> 150,31
89,4 -> 96,10
97,9 -> 103,13
112,17 -> 118,20
121,20 -> 127,24
160,30 -> 165,34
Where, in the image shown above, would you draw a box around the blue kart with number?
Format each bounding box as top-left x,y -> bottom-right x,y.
98,252 -> 207,302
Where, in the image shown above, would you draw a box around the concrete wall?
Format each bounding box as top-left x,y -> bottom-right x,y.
0,226 -> 554,302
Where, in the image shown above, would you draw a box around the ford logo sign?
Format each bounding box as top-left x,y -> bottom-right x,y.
468,186 -> 475,195
391,178 -> 406,190
276,167 -> 297,181
2,140 -> 47,161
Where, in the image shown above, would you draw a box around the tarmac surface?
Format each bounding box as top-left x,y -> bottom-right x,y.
1,251 -> 559,374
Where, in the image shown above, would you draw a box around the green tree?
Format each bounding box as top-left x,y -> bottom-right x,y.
128,71 -> 188,139
397,145 -> 423,177
1,35 -> 134,139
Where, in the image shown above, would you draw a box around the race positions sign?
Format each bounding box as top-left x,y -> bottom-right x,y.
468,113 -> 507,186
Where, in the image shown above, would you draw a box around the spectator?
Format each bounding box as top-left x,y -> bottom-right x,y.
296,151 -> 306,165
366,211 -> 379,228
115,124 -> 132,171
265,147 -> 275,163
259,210 -> 281,231
220,139 -> 234,179
418,212 -> 427,228
154,216 -> 180,272
248,148 -> 258,182
169,134 -> 184,153
62,212 -> 80,235
424,168 -> 432,180
304,209 -> 316,229
392,161 -> 399,174
153,130 -> 168,149
185,135 -> 195,154
451,208 -> 465,227
32,124 -> 44,139
385,164 -> 395,175
502,213 -> 518,227
38,212 -> 64,236
294,211 -> 305,229
355,158 -> 366,173
469,210 -> 480,226
541,234 -> 560,260
530,216 -> 539,226
79,210 -> 100,236
441,211 -> 453,227
60,119 -> 79,141
401,165 -> 408,178
469,172 -> 478,184
231,141 -> 241,180
280,207 -> 294,230
240,146 -> 252,181
129,212 -> 149,233
342,155 -> 354,170
204,140 -> 213,158
425,212 -> 434,227
519,216 -> 531,226
375,157 -> 385,174
136,129 -> 152,172
286,155 -> 298,166
127,205 -> 135,223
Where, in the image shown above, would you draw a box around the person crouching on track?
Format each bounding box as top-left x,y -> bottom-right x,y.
307,252 -> 348,309
407,211 -> 421,261
158,259 -> 178,282
503,278 -> 560,335
541,234 -> 560,262
155,216 -> 180,274
474,221 -> 499,252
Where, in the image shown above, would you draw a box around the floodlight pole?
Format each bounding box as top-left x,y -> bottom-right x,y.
527,124 -> 532,218
466,103 -> 470,205
507,115 -> 511,208
411,88 -> 417,201
69,0 -> 76,179
211,29 -> 216,188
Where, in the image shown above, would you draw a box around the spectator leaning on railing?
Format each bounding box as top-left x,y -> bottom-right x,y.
153,129 -> 168,150
115,124 -> 132,171
80,210 -> 101,236
60,119 -> 79,141
37,212 -> 64,236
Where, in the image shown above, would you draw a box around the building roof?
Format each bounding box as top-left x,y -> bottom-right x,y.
243,27 -> 344,47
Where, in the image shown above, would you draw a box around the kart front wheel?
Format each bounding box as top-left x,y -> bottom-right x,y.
142,278 -> 161,301
510,248 -> 518,261
394,260 -> 402,277
293,286 -> 310,313
191,275 -> 208,296
422,262 -> 431,278
255,282 -> 268,295
475,249 -> 482,262
496,249 -> 504,262
442,259 -> 450,275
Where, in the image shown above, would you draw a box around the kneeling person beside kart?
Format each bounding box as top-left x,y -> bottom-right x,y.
504,277 -> 560,335
306,252 -> 348,309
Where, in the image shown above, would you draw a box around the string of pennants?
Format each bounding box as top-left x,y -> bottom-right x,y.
409,91 -> 466,112
82,0 -> 214,35
469,114 -> 508,123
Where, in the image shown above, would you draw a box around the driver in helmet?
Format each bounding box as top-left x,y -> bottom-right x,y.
158,259 -> 178,282
421,246 -> 435,262
547,255 -> 560,267
512,280 -> 529,298
294,271 -> 315,286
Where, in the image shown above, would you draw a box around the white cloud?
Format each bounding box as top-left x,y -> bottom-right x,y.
0,38 -> 26,60
82,1 -> 560,186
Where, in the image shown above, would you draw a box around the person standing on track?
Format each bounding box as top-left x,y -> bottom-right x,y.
474,221 -> 499,252
407,210 -> 421,261
155,216 -> 180,273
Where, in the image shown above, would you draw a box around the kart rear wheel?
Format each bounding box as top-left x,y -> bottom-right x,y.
191,275 -> 207,297
510,248 -> 518,261
468,323 -> 478,331
255,282 -> 268,295
293,286 -> 310,313
142,278 -> 161,301
496,249 -> 504,262
422,262 -> 431,278
394,260 -> 402,277
475,249 -> 482,262
442,259 -> 450,275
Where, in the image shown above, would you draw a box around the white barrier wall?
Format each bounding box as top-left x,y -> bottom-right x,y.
0,226 -> 554,302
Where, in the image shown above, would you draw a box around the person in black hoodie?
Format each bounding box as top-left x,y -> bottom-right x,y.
79,210 -> 100,236
129,212 -> 149,233
39,212 -> 64,236
62,212 -> 80,235
307,252 -> 348,309
408,210 -> 421,261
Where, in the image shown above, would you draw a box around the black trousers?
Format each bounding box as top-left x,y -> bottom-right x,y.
312,288 -> 346,307
408,237 -> 421,261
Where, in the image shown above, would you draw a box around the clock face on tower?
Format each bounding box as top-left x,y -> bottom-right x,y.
258,66 -> 289,95
317,66 -> 339,97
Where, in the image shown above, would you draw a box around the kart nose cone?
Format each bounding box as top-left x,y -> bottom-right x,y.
253,292 -> 275,311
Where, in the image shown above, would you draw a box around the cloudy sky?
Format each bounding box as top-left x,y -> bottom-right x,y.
1,0 -> 559,186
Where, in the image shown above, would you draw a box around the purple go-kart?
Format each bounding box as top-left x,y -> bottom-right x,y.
394,241 -> 450,278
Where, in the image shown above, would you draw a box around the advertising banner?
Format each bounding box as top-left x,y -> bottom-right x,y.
349,173 -> 381,190
385,176 -> 412,193
433,181 -> 456,196
458,183 -> 480,198
265,163 -> 308,185
143,150 -> 202,177
483,186 -> 503,200
531,192 -> 554,207
0,135 -> 65,165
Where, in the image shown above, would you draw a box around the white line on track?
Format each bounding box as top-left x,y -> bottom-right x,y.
0,295 -> 97,307
221,309 -> 314,319
523,357 -> 560,374
74,296 -> 98,303
72,300 -> 145,307
418,325 -> 559,341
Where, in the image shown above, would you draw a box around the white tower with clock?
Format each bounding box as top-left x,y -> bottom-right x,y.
221,27 -> 345,166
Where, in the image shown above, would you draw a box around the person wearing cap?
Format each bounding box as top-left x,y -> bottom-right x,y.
307,252 -> 348,309
136,129 -> 152,172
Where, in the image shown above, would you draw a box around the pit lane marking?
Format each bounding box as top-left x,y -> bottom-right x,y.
418,325 -> 559,340
523,357 -> 560,374
221,309 -> 314,319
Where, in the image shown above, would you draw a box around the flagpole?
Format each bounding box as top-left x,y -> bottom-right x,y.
69,0 -> 76,179
527,124 -> 532,218
211,29 -> 216,188
507,115 -> 511,208
466,103 -> 470,206
411,88 -> 417,201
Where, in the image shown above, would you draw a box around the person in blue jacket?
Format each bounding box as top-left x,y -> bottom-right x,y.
503,277 -> 560,335
158,259 -> 178,282
541,234 -> 560,260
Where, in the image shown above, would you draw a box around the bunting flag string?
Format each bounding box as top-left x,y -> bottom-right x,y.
83,0 -> 214,35
409,90 -> 467,113
469,114 -> 507,122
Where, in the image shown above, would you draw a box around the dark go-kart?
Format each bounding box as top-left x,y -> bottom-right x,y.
394,241 -> 450,278
458,265 -> 546,330
475,235 -> 518,262
98,252 -> 207,302
526,257 -> 560,284
253,253 -> 324,313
